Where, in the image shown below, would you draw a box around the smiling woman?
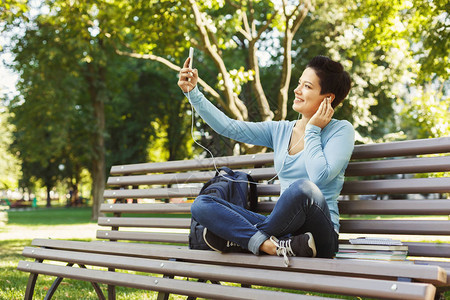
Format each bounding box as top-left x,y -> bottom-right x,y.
178,55 -> 355,265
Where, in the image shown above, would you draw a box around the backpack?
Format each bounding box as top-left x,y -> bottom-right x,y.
189,166 -> 257,250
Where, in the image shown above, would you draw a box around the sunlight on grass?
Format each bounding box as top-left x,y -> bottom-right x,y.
7,207 -> 95,226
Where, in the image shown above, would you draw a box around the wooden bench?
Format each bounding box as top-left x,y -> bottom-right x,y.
18,137 -> 450,299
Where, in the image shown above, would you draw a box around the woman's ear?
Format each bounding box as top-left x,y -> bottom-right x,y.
326,94 -> 336,103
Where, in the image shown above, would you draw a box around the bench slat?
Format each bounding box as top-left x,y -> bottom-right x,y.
104,187 -> 201,199
339,199 -> 450,215
98,218 -> 450,236
345,156 -> 450,176
97,217 -> 191,228
102,185 -> 281,199
101,202 -> 192,213
17,261 -> 311,300
351,137 -> 450,159
415,261 -> 450,285
21,247 -> 436,299
99,217 -> 450,237
405,242 -> 450,258
96,230 -> 188,243
342,177 -> 450,195
107,168 -> 276,186
29,239 -> 448,285
340,220 -> 450,236
100,200 -> 450,216
110,153 -> 274,175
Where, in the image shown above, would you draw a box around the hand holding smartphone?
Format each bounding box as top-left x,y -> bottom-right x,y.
177,47 -> 197,92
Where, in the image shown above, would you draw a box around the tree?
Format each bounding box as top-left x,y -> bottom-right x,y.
398,88 -> 450,139
6,1 -> 109,215
7,20 -> 82,205
0,106 -> 20,190
407,0 -> 449,84
5,0 -> 199,217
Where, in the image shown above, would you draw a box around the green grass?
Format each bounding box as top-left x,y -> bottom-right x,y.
0,239 -> 165,300
6,206 -> 96,226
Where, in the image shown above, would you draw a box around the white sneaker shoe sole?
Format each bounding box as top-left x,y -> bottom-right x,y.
203,228 -> 223,253
305,232 -> 317,258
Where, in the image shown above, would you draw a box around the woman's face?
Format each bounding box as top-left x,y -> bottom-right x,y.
292,67 -> 328,118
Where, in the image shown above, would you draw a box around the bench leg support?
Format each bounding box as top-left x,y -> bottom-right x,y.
185,279 -> 222,300
24,259 -> 43,300
43,263 -> 74,300
156,291 -> 170,300
78,264 -> 106,300
42,263 -> 105,300
157,258 -> 177,300
107,267 -> 116,300
435,290 -> 447,300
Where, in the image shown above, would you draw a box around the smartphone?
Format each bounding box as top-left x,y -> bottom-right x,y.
188,47 -> 194,69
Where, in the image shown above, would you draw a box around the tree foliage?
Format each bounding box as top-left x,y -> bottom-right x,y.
103,0 -> 447,146
398,89 -> 449,139
0,107 -> 20,190
4,0 -> 198,216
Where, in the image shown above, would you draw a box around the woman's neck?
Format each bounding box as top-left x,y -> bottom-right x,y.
295,117 -> 309,129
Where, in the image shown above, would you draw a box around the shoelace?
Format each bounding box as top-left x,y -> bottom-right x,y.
270,236 -> 295,267
226,240 -> 239,248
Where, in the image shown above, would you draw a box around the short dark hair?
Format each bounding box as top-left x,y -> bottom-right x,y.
307,56 -> 351,108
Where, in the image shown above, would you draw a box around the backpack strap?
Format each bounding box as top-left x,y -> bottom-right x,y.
247,174 -> 258,212
216,166 -> 257,211
216,166 -> 234,177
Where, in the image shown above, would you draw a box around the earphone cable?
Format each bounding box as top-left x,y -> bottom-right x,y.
187,88 -> 303,186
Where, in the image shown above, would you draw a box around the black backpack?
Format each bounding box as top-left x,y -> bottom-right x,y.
189,167 -> 258,250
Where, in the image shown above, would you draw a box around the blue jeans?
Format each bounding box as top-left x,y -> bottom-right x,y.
191,179 -> 338,258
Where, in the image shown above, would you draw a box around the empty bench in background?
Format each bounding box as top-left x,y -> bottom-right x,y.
18,137 -> 450,300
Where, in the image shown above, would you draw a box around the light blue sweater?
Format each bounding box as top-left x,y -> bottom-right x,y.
185,86 -> 355,232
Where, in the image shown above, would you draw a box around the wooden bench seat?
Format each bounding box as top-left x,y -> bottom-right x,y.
20,243 -> 438,300
18,137 -> 450,299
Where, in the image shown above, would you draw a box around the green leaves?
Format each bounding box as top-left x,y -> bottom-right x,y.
398,89 -> 450,139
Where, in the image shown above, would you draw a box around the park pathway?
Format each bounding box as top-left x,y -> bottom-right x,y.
0,223 -> 100,240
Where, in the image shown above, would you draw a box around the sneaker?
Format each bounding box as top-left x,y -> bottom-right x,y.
203,228 -> 242,253
270,232 -> 317,267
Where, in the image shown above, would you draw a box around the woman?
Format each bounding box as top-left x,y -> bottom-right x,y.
178,55 -> 354,266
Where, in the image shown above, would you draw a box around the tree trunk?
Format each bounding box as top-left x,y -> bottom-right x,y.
46,184 -> 51,207
86,64 -> 107,221
276,30 -> 293,121
91,89 -> 106,221
248,39 -> 273,121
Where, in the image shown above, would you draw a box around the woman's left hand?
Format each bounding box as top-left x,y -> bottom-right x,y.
308,98 -> 334,129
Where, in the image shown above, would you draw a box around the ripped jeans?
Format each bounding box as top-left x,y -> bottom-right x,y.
191,179 -> 338,258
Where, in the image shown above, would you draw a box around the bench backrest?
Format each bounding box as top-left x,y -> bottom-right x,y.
100,137 -> 450,260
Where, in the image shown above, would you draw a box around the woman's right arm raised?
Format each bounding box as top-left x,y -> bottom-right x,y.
177,58 -> 273,148
178,58 -> 198,93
